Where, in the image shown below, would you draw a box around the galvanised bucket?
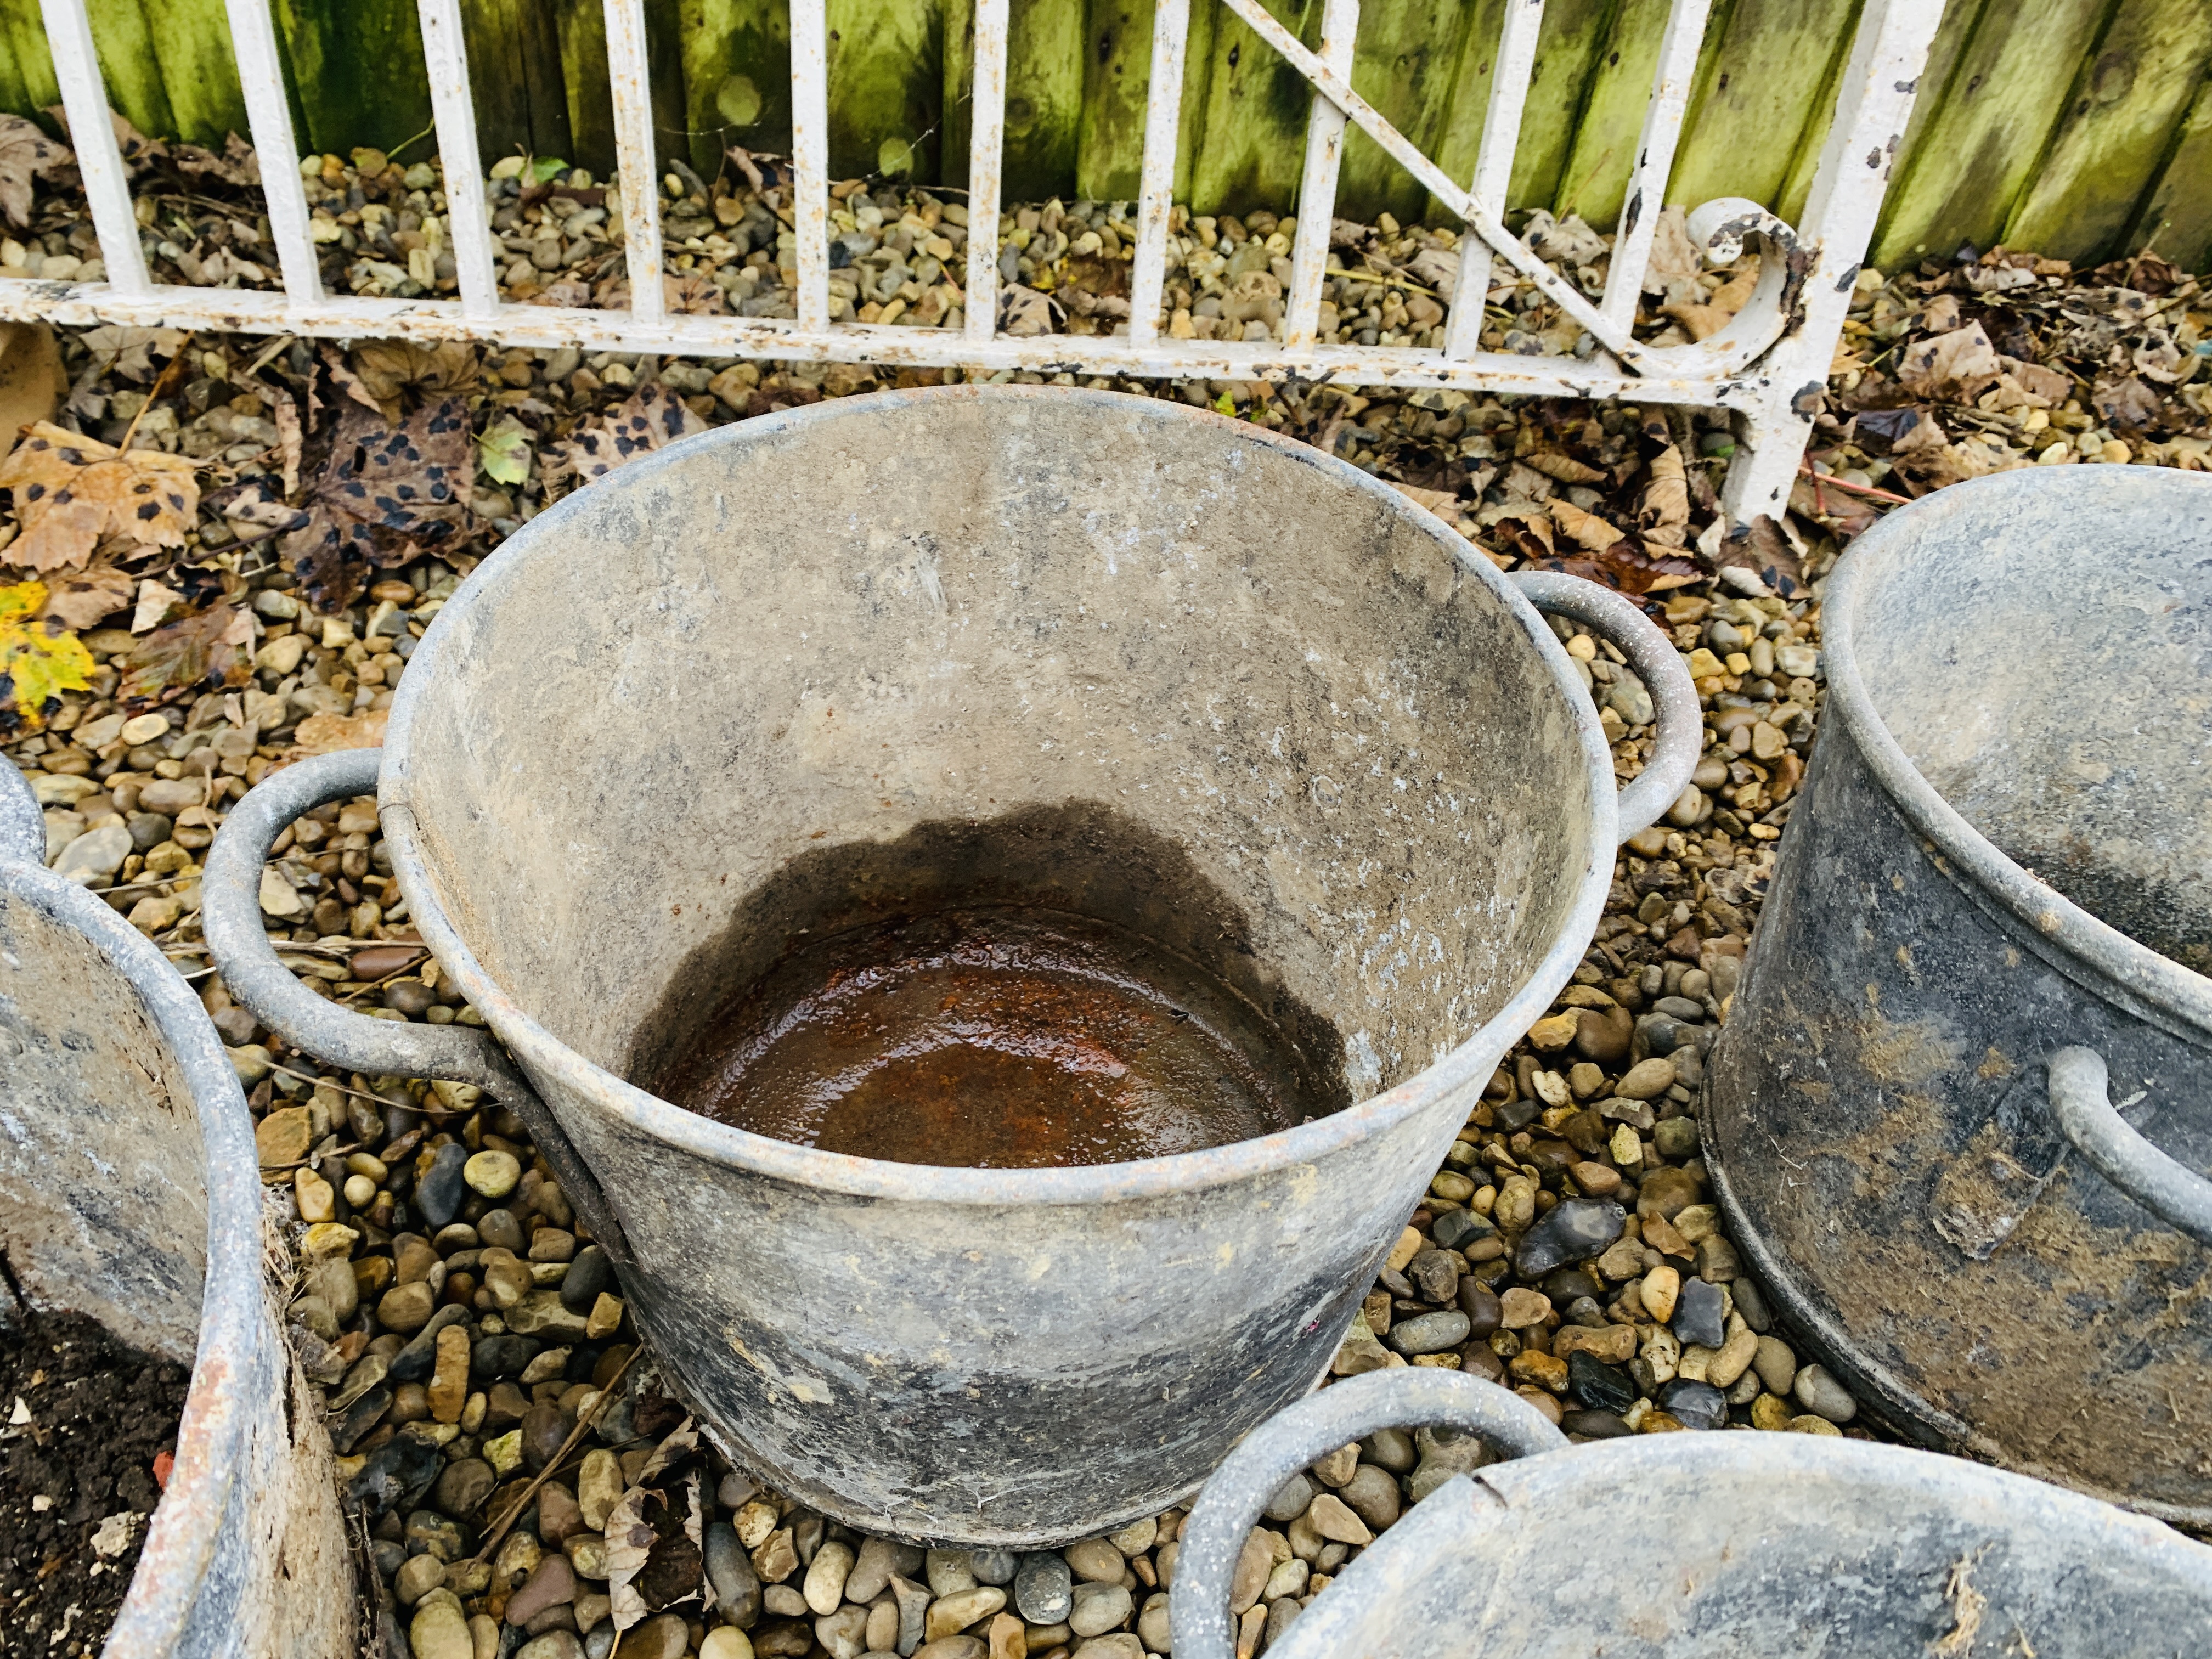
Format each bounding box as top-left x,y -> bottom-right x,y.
1703,466 -> 2212,1524
1172,1369 -> 2212,1658
0,762 -> 352,1657
204,386 -> 1697,1544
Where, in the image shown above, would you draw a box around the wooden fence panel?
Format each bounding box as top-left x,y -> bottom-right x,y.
2004,0 -> 2212,264
5,0 -> 2210,271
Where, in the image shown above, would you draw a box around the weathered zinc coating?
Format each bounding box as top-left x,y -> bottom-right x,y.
1705,466 -> 2212,1525
0,762 -> 352,1658
206,386 -> 1697,1544
1172,1369 -> 2212,1659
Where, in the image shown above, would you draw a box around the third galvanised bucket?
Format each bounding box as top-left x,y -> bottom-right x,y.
207,386 -> 1697,1543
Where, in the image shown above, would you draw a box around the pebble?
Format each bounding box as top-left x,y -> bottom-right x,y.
1498,1288 -> 1550,1328
1263,1474 -> 1313,1522
412,1592 -> 475,1659
1068,1583 -> 1131,1639
1062,1538 -> 1122,1584
1337,1466 -> 1401,1531
701,1630 -> 754,1659
1752,1335 -> 1797,1396
417,1142 -> 471,1228
1658,1378 -> 1728,1430
464,1149 -> 521,1199
1385,1309 -> 1470,1355
1514,1199 -> 1626,1277
1673,1277 -> 1728,1349
1013,1552 -> 1073,1623
1793,1363 -> 1859,1423
519,1630 -> 586,1659
704,1522 -> 762,1624
805,1541 -> 856,1615
927,1588 -> 1006,1639
507,1555 -> 577,1626
1615,1057 -> 1678,1099
1566,1350 -> 1637,1415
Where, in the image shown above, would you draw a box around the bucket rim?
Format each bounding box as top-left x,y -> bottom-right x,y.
1821,465 -> 2212,1041
379,383 -> 1621,1204
0,763 -> 277,1659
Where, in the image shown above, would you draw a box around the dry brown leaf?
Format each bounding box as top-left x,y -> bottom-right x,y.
0,115 -> 70,229
1642,207 -> 1701,300
998,285 -> 1063,338
546,383 -> 706,487
120,602 -> 255,707
1896,323 -> 2005,404
1549,498 -> 1627,551
35,561 -> 133,629
172,133 -> 258,187
339,341 -> 479,423
1638,445 -> 1690,546
131,578 -> 185,632
0,421 -> 199,572
1519,450 -> 1607,486
284,398 -> 471,612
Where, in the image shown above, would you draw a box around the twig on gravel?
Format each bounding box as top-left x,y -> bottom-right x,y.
467,1344 -> 642,1567
1798,461 -> 1913,505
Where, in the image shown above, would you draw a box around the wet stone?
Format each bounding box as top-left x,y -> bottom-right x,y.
704,1523 -> 761,1626
419,1142 -> 472,1229
1674,1277 -> 1728,1350
1431,1207 -> 1494,1251
1514,1199 -> 1626,1277
1567,1350 -> 1637,1415
1013,1553 -> 1073,1624
1658,1378 -> 1728,1431
1457,1278 -> 1502,1336
560,1246 -> 614,1314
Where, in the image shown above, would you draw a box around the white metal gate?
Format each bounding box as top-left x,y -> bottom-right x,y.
2,0 -> 1937,519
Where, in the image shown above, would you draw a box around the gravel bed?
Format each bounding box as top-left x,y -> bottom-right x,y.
7,113 -> 2212,1659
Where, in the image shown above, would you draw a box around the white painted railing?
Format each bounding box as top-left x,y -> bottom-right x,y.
4,0 -> 1938,519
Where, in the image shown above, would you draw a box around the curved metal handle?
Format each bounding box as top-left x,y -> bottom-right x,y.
1632,196 -> 1806,379
2048,1047 -> 2212,1247
1,760 -> 43,865
1169,1370 -> 1570,1659
204,748 -> 631,1265
1509,570 -> 1703,841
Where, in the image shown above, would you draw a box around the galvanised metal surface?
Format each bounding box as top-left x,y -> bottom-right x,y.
1704,466 -> 2212,1526
3,0 -> 1939,521
205,385 -> 1699,1545
0,762 -> 352,1658
1172,1369 -> 2212,1659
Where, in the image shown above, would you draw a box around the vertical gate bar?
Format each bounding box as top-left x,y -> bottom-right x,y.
417,0 -> 501,317
1283,0 -> 1359,350
225,0 -> 324,304
791,0 -> 831,332
1127,0 -> 1192,348
1442,0 -> 1543,360
38,0 -> 150,297
1597,0 -> 1711,331
605,0 -> 666,324
1721,0 -> 1938,518
963,0 -> 1009,344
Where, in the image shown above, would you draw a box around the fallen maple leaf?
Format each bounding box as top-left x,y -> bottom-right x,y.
36,561 -> 133,629
0,115 -> 70,229
0,580 -> 93,735
546,383 -> 704,487
1550,498 -> 1627,551
284,399 -> 471,611
1895,322 -> 2005,404
0,421 -> 199,572
330,341 -> 478,424
119,601 -> 255,708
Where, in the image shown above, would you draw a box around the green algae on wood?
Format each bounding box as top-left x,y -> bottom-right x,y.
945,0 -> 1083,200
1335,0 -> 1478,225
2004,0 -> 2212,265
1183,0 -> 1321,218
679,0 -> 792,179
461,0 -> 575,168
827,0 -> 944,184
1870,0 -> 2116,269
1425,0 -> 1619,225
1552,0 -> 1724,230
1668,0 -> 1857,218
271,0 -> 433,154
2124,56 -> 2212,274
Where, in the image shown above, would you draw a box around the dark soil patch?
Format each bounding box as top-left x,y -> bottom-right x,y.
0,1311 -> 190,1658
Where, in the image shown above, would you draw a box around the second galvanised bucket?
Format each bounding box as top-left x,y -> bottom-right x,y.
1,763 -> 352,1657
206,386 -> 1697,1544
1170,1369 -> 2212,1658
1704,466 -> 2212,1524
